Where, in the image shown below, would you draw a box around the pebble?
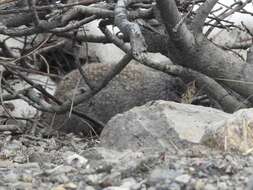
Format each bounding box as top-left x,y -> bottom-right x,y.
84,186 -> 96,190
0,131 -> 253,190
64,152 -> 88,168
169,182 -> 181,190
53,182 -> 77,190
204,184 -> 217,190
175,174 -> 191,184
194,179 -> 205,190
217,182 -> 227,189
46,165 -> 75,175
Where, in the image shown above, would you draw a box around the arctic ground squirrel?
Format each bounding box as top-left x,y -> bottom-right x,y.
42,63 -> 186,136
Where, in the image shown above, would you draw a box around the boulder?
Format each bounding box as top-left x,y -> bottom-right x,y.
100,101 -> 230,151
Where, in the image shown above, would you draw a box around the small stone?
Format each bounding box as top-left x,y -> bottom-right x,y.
169,182 -> 180,190
149,168 -> 179,184
175,174 -> 191,184
52,185 -> 66,190
188,167 -> 195,173
204,184 -> 217,190
3,171 -> 19,183
21,174 -> 33,183
46,165 -> 75,175
0,160 -> 13,168
10,182 -> 33,190
217,182 -> 227,189
3,131 -> 12,135
15,162 -> 40,170
86,173 -> 106,184
64,152 -> 88,168
64,182 -> 77,189
220,176 -> 229,181
194,179 -> 205,190
100,172 -> 121,187
51,174 -> 70,184
84,186 -> 96,190
53,183 -> 77,190
121,178 -> 137,187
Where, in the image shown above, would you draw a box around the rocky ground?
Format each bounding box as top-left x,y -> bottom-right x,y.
1,131 -> 253,190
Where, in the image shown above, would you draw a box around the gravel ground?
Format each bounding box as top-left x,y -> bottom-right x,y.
0,132 -> 253,190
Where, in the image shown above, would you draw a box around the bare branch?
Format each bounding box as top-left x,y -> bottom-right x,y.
114,0 -> 147,59
191,0 -> 218,33
156,0 -> 195,51
28,0 -> 40,26
205,0 -> 252,36
99,19 -> 248,112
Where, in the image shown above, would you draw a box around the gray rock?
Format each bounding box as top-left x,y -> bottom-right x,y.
100,101 -> 230,151
10,182 -> 33,190
63,151 -> 88,168
201,108 -> 253,152
84,186 -> 96,190
46,165 -> 75,175
175,174 -> 191,184
217,182 -> 228,189
204,184 -> 217,190
246,175 -> 253,190
169,183 -> 181,190
149,168 -> 179,184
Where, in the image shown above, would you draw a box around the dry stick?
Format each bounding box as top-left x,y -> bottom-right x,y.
191,0 -> 218,33
0,0 -> 152,37
0,0 -> 102,15
72,33 -> 94,90
0,125 -> 21,132
2,75 -> 104,133
58,32 -> 111,43
114,0 -> 147,59
2,87 -> 33,101
0,5 -> 151,37
205,2 -> 238,25
51,15 -> 97,33
0,0 -> 16,5
2,80 -> 50,112
99,20 -> 248,112
0,70 -> 19,124
0,63 -> 61,79
0,34 -> 104,129
3,66 -> 106,130
205,0 -> 252,36
35,53 -> 133,114
2,53 -> 133,130
27,0 -> 40,26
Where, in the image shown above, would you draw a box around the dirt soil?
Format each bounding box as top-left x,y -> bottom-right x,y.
0,131 -> 253,190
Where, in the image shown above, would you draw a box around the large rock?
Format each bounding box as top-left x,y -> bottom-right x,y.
201,108 -> 253,153
42,63 -> 185,135
100,101 -> 230,151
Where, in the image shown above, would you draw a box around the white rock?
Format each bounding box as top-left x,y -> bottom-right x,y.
64,152 -> 88,168
175,174 -> 191,184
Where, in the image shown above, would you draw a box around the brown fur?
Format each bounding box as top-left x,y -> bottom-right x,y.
42,63 -> 185,136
